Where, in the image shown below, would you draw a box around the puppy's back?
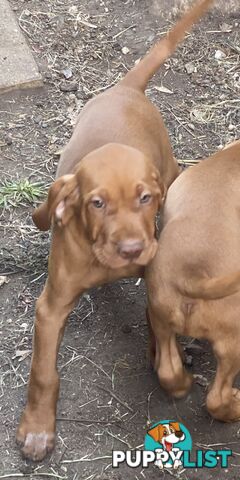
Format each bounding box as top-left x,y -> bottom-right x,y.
147,142 -> 240,291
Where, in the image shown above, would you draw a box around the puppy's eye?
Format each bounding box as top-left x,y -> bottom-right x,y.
91,197 -> 105,209
140,193 -> 152,204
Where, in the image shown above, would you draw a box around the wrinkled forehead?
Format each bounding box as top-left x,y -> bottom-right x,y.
77,145 -> 151,192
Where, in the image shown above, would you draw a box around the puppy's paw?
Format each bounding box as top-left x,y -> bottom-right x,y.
17,410 -> 55,461
167,371 -> 193,399
17,430 -> 55,461
207,388 -> 240,422
228,388 -> 240,422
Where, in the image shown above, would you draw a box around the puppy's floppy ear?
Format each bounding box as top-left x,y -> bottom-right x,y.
32,174 -> 79,231
147,425 -> 161,443
152,169 -> 167,207
158,179 -> 167,205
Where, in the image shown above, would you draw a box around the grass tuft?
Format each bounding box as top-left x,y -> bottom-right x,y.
0,178 -> 47,209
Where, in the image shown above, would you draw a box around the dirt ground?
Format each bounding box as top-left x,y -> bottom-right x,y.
0,0 -> 239,479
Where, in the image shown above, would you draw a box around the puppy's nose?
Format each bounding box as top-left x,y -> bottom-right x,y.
175,431 -> 183,439
118,240 -> 144,260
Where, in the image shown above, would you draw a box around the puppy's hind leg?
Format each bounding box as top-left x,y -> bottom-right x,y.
147,304 -> 193,398
207,336 -> 240,422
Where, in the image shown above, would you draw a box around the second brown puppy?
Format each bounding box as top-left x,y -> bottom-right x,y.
146,140 -> 240,422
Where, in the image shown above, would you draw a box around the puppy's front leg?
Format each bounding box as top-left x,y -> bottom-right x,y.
16,279 -> 79,461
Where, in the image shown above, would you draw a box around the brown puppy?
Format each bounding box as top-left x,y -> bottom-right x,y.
17,0 -> 214,461
146,140 -> 240,422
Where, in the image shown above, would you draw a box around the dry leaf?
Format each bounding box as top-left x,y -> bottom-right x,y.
13,349 -> 32,362
54,148 -> 64,156
154,85 -> 173,94
220,23 -> 232,33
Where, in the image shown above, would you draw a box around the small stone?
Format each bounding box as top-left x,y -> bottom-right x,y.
68,93 -> 76,102
68,5 -> 78,15
34,115 -> 42,124
4,135 -> 12,145
185,355 -> 193,367
121,46 -> 130,55
60,81 -> 78,92
122,324 -> 132,334
0,276 -> 8,287
62,67 -> 73,80
194,374 -> 208,387
185,62 -> 196,74
228,124 -> 235,131
215,49 -> 226,60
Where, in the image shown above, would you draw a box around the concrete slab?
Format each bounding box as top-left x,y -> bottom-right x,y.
0,0 -> 43,93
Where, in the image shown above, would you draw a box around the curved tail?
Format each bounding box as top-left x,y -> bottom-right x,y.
183,271 -> 240,300
121,0 -> 214,92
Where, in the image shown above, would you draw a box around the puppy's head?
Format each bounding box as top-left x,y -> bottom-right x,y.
148,422 -> 185,450
78,144 -> 165,268
33,143 -> 165,269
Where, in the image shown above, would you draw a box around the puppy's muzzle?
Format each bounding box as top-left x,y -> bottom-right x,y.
118,239 -> 144,260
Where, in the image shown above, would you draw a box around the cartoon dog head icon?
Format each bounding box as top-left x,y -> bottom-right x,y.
148,422 -> 185,452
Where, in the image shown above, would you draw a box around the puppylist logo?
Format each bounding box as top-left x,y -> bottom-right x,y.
112,420 -> 232,470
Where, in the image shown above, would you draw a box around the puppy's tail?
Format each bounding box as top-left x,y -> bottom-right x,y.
121,0 -> 214,92
183,271 -> 240,300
